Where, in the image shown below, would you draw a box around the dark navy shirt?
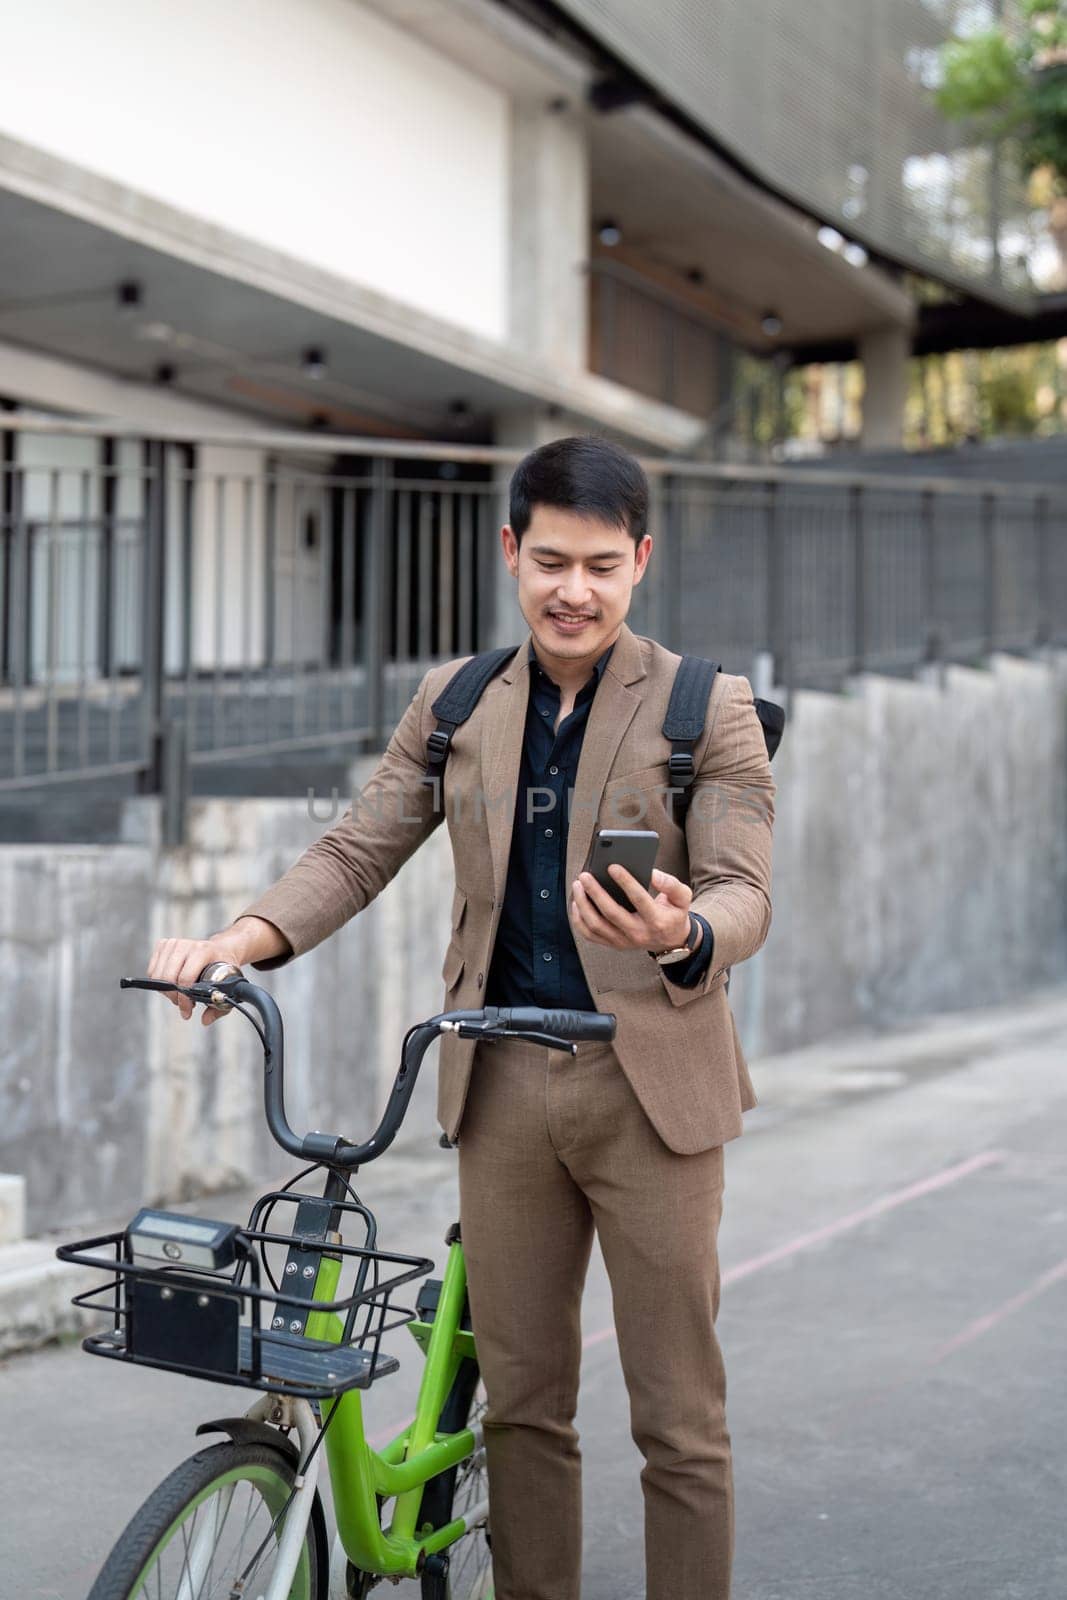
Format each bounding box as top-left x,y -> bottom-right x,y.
484,639 -> 713,1010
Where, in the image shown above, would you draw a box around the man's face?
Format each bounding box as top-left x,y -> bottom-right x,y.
501,506 -> 652,670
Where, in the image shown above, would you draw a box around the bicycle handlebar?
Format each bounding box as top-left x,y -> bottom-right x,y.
119,970 -> 616,1170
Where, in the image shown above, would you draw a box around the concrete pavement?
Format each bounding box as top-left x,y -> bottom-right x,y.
3,984 -> 1066,1598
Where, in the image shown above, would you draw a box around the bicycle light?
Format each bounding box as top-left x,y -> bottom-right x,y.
127,1208 -> 244,1272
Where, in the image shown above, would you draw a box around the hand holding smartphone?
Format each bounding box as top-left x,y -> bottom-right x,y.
580,829 -> 659,912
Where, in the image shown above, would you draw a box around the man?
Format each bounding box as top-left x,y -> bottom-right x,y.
148,435 -> 775,1599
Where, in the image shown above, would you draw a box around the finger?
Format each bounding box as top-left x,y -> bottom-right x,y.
606,862 -> 660,918
577,871 -> 640,932
153,939 -> 182,1007
571,880 -> 629,948
650,868 -> 693,908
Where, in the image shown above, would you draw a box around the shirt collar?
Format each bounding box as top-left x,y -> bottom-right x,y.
527,637 -> 615,687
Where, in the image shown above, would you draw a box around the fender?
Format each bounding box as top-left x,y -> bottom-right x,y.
193,1417 -> 330,1579
195,1415 -> 301,1464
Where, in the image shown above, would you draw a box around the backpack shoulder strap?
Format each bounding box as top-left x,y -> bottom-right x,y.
662,655 -> 720,820
423,646 -> 518,809
663,656 -> 786,823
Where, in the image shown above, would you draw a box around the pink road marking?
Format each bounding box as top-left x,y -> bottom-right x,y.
370,1150 -> 1006,1436
930,1255 -> 1067,1364
579,1148 -> 1005,1349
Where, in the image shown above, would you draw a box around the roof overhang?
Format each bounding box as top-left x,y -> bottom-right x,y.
0,132 -> 703,453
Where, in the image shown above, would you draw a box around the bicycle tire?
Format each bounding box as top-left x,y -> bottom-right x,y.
87,1438 -> 327,1600
418,1355 -> 493,1600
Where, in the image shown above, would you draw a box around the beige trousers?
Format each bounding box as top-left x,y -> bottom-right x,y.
456,1035 -> 733,1600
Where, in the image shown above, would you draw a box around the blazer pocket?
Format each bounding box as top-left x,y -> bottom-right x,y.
441,938 -> 465,992
603,762 -> 670,795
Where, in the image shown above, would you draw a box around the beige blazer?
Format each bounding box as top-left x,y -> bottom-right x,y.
238,622 -> 775,1153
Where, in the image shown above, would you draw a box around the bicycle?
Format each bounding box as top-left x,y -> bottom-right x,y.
58,960 -> 616,1599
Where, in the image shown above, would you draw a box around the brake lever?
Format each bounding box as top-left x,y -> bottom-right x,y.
452,1020 -> 577,1055
119,977 -> 233,1007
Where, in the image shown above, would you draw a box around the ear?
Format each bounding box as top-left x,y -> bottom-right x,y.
501,524 -> 520,576
632,534 -> 653,585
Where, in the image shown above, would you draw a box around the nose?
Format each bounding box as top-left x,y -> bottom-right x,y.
556,568 -> 593,612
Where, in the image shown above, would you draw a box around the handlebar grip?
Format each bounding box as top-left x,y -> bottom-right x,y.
498,1007 -> 616,1043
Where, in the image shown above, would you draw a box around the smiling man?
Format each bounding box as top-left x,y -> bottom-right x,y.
148,435 -> 775,1600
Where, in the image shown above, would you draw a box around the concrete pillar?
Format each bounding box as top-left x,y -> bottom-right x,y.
859,324 -> 912,450
508,100 -> 590,370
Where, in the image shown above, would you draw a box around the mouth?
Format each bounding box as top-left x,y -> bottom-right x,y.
546,610 -> 597,634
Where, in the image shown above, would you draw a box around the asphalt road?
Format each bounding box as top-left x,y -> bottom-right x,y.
4,988 -> 1066,1599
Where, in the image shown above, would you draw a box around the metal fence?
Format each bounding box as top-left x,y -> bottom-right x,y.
2,419 -> 1066,822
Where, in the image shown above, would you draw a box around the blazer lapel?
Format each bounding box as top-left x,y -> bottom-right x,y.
481,640 -> 531,903
565,622 -> 647,890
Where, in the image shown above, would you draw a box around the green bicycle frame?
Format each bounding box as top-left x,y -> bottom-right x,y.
307,1236 -> 482,1578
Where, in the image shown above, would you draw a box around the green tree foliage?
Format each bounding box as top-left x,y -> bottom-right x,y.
936,5 -> 1067,193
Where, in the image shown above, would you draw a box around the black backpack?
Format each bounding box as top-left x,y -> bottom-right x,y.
422,647 -> 784,818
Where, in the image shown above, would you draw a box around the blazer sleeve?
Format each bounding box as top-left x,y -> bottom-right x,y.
658,672 -> 775,1009
233,667 -> 445,969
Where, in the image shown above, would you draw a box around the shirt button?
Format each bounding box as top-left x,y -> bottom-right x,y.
540,889 -> 550,899
544,828 -> 553,837
542,951 -> 553,962
477,972 -> 484,987
549,765 -> 559,776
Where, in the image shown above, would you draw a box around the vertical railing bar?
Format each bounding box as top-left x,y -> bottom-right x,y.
241,475 -> 253,749
982,489 -> 996,656
765,479 -> 786,689
213,475 -> 225,752
264,470 -> 277,746
395,489 -> 412,704
78,468 -> 91,768
851,482 -> 865,676
439,491 -> 454,657
46,469 -> 60,773
341,483 -> 356,728
1035,493 -> 1050,646
293,482 -> 305,739
364,459 -> 387,746
11,467 -> 27,778
184,468 -> 198,758
457,492 -> 473,655
418,494 -> 433,667
317,479 -> 330,735
138,441 -> 167,793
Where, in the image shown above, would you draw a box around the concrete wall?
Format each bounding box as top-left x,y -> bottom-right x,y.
3,651 -> 1065,1235
730,650 -> 1067,1056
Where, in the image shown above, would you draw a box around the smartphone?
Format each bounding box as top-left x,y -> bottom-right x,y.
581,829 -> 660,911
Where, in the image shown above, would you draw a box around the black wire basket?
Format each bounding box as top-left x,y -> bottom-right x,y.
56,1189 -> 435,1399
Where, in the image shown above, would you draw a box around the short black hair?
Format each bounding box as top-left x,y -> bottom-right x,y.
509,435 -> 649,544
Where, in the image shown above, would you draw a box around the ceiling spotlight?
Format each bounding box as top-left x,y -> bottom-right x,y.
686,267 -> 706,286
309,411 -> 330,430
117,280 -> 143,314
153,362 -> 176,386
596,219 -> 622,248
760,310 -> 783,337
448,398 -> 472,423
301,346 -> 327,379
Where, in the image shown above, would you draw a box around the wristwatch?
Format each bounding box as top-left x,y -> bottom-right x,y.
652,913 -> 701,966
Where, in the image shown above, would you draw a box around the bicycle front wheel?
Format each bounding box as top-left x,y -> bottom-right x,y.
88,1439 -> 325,1600
418,1356 -> 493,1600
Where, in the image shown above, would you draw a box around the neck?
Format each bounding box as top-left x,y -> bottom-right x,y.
529,624 -> 622,696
